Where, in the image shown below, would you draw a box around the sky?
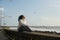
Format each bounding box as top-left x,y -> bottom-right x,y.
0,0 -> 60,26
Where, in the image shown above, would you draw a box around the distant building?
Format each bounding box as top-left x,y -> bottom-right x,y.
0,6 -> 4,26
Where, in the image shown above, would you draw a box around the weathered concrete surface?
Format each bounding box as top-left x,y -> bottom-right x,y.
4,29 -> 60,40
0,30 -> 9,40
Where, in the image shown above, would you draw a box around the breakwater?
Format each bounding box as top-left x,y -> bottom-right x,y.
4,29 -> 60,40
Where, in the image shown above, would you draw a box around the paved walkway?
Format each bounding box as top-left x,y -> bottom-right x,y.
0,30 -> 9,40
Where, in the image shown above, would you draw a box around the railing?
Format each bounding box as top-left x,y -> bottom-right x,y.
4,29 -> 60,40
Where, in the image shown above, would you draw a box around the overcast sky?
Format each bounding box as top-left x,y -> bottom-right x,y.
0,0 -> 60,26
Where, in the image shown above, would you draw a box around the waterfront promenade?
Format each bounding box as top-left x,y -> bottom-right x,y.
0,26 -> 60,40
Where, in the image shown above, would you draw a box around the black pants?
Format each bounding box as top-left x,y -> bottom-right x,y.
18,25 -> 32,32
15,26 -> 32,40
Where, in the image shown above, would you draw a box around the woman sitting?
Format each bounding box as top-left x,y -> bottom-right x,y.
18,15 -> 32,32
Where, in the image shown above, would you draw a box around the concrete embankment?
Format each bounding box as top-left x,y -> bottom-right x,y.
4,29 -> 60,40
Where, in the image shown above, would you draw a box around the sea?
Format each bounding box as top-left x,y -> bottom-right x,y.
10,26 -> 60,33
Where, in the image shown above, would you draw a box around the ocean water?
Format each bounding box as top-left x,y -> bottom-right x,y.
10,26 -> 60,33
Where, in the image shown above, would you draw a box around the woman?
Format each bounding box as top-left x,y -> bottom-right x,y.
18,15 -> 32,32
15,15 -> 32,40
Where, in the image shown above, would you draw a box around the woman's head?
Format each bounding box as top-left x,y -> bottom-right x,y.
18,15 -> 25,21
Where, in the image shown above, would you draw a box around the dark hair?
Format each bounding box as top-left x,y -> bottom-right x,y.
18,15 -> 25,21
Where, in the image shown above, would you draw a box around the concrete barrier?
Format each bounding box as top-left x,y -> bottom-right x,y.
4,29 -> 60,40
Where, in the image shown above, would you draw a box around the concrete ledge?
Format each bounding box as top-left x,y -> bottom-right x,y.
4,29 -> 60,40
